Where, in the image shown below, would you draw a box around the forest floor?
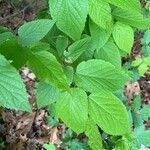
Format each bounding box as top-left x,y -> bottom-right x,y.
0,0 -> 150,150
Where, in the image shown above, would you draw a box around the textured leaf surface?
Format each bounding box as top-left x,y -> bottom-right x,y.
95,40 -> 121,68
75,59 -> 128,92
36,82 -> 60,108
56,36 -> 68,57
86,118 -> 103,150
89,0 -> 112,29
28,51 -> 68,90
142,30 -> 150,44
56,88 -> 88,133
89,91 -> 130,135
65,37 -> 91,62
0,39 -> 29,69
49,0 -> 88,40
18,19 -> 55,46
140,105 -> 150,121
43,143 -> 56,150
89,20 -> 112,50
105,0 -> 141,12
113,22 -> 134,53
64,66 -> 74,85
0,32 -> 14,45
134,130 -> 150,147
113,8 -> 150,28
0,55 -> 31,112
115,139 -> 132,150
31,42 -> 50,52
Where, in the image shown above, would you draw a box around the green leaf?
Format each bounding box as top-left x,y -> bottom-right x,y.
142,30 -> 150,44
140,105 -> 150,121
134,129 -> 150,147
113,22 -> 134,53
75,59 -> 128,93
132,95 -> 141,111
0,26 -> 11,33
89,0 -> 112,29
64,66 -> 74,85
113,8 -> 150,29
104,0 -> 141,12
0,39 -> 29,69
132,58 -> 143,67
27,51 -> 68,90
43,143 -> 56,150
31,42 -> 50,52
36,82 -> 60,109
86,118 -> 103,150
128,110 -> 133,127
0,55 -> 31,112
42,24 -> 61,47
0,32 -> 14,45
56,88 -> 88,133
144,57 -> 150,65
116,138 -> 132,150
132,111 -> 143,128
95,40 -> 121,68
56,36 -> 68,57
138,63 -> 148,75
18,19 -> 55,46
49,0 -> 88,40
89,20 -> 112,50
89,91 -> 130,135
69,139 -> 89,150
142,45 -> 150,57
65,37 -> 91,62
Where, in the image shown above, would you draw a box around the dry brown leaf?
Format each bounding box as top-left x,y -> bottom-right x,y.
16,112 -> 36,131
50,126 -> 61,146
124,81 -> 141,100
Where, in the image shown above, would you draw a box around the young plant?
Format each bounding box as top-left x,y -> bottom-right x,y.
0,0 -> 150,149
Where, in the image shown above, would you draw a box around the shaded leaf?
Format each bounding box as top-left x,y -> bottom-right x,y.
36,82 -> 60,108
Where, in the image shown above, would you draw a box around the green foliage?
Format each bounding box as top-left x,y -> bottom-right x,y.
43,143 -> 56,150
89,20 -> 112,50
113,8 -> 150,28
56,88 -> 88,133
85,118 -> 103,150
35,82 -> 60,109
0,0 -> 150,149
0,55 -> 31,112
105,0 -> 141,12
18,19 -> 55,46
65,37 -> 91,63
89,0 -> 112,29
94,40 -> 121,68
133,127 -> 150,148
27,51 -> 69,90
132,57 -> 150,75
113,21 -> 134,53
89,91 -> 129,135
141,29 -> 150,56
0,39 -> 30,69
140,105 -> 150,121
75,59 -> 128,92
49,0 -> 88,40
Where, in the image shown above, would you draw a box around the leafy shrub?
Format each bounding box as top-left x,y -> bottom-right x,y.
0,0 -> 150,149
